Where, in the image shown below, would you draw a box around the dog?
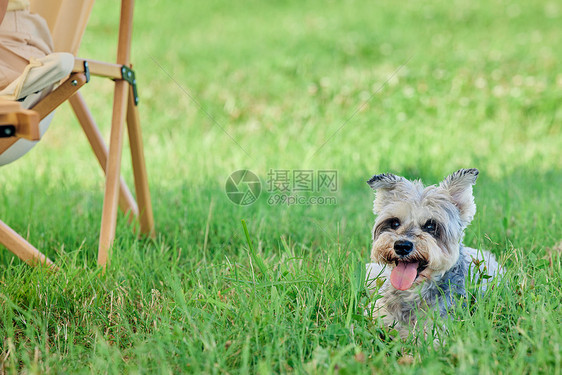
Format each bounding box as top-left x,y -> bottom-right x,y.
365,168 -> 502,337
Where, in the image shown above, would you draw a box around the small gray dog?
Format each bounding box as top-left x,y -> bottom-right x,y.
365,169 -> 501,336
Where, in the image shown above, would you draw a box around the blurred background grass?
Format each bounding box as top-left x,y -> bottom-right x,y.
0,0 -> 560,372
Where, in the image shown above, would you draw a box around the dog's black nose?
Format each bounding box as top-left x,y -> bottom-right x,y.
394,240 -> 414,256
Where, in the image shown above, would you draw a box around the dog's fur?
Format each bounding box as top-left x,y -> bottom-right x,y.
365,169 -> 502,336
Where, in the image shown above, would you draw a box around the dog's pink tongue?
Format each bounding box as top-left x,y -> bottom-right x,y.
390,261 -> 419,290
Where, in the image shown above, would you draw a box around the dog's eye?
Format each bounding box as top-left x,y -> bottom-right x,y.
422,219 -> 437,234
389,218 -> 401,230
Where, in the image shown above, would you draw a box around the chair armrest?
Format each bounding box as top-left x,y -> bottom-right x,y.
0,100 -> 41,141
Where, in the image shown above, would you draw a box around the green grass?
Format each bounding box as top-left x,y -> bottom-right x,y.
1,0 -> 561,373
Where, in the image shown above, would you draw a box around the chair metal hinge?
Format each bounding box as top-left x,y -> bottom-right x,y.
120,65 -> 139,106
0,125 -> 16,138
83,60 -> 91,83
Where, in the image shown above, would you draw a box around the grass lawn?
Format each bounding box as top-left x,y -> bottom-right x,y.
1,0 -> 561,373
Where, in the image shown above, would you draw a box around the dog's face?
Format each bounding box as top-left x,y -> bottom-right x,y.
368,169 -> 479,290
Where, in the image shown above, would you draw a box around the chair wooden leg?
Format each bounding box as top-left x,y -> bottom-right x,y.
97,81 -> 129,268
98,0 -> 139,268
117,0 -> 134,65
126,86 -> 155,237
68,92 -> 139,221
0,220 -> 55,268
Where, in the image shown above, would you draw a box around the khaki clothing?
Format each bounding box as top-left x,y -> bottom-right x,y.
0,8 -> 54,89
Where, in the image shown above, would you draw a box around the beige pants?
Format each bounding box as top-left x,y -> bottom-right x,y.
0,10 -> 54,90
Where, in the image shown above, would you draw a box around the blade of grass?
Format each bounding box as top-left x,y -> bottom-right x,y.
241,219 -> 269,281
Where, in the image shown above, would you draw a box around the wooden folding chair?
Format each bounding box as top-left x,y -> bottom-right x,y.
0,0 -> 154,269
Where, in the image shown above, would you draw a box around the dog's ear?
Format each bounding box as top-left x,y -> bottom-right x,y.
367,173 -> 412,214
367,173 -> 407,190
439,168 -> 479,225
